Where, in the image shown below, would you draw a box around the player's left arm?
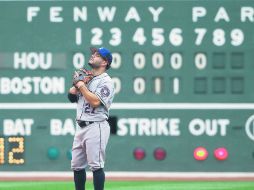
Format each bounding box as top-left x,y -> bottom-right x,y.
76,81 -> 101,108
67,86 -> 78,103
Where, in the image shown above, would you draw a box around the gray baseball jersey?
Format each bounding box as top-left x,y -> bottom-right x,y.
76,72 -> 114,122
71,72 -> 115,172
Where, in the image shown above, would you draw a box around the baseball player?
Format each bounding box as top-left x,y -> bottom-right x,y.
67,47 -> 115,190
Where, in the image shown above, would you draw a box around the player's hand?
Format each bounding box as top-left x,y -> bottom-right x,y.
75,81 -> 85,89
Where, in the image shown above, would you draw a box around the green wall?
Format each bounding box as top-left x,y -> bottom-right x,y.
0,0 -> 254,171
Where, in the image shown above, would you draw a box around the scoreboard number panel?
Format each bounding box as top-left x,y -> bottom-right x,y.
0,0 -> 254,172
0,137 -> 25,165
0,1 -> 253,102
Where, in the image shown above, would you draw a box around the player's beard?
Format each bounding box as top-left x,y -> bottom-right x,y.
88,61 -> 101,69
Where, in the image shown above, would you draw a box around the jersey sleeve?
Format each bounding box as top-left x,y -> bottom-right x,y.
67,92 -> 78,103
95,80 -> 114,109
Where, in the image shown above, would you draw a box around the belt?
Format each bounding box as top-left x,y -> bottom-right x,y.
77,120 -> 94,128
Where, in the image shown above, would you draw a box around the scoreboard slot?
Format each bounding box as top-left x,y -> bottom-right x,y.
0,0 -> 254,172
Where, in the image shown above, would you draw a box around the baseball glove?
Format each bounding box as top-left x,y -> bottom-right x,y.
72,68 -> 94,86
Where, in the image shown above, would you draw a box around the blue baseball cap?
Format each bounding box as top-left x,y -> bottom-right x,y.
90,47 -> 113,65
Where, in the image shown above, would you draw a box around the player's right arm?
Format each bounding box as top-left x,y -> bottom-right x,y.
67,86 -> 78,103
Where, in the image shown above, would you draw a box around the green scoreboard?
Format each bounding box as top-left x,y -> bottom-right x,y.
0,0 -> 254,172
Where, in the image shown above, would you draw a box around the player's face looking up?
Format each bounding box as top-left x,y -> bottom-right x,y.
88,52 -> 107,70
